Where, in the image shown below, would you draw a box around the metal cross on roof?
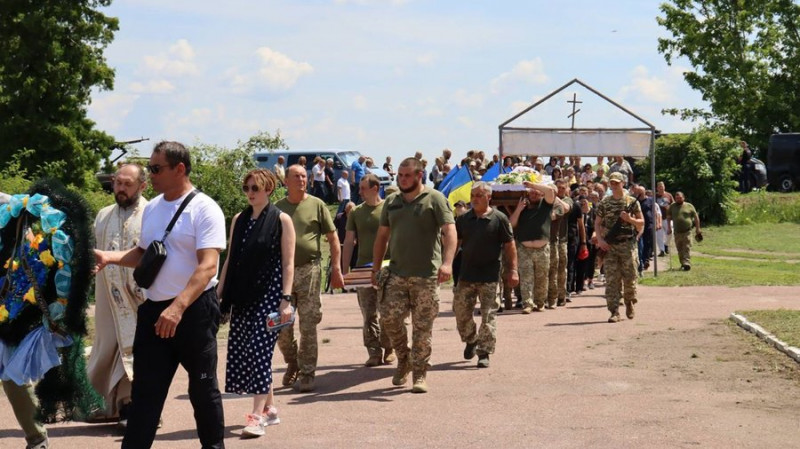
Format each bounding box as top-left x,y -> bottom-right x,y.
567,93 -> 582,129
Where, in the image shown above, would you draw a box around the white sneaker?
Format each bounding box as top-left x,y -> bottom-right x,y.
242,413 -> 265,438
263,405 -> 281,426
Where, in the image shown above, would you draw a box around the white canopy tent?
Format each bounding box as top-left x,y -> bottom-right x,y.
498,78 -> 660,275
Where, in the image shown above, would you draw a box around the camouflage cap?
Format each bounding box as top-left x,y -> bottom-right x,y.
608,172 -> 624,183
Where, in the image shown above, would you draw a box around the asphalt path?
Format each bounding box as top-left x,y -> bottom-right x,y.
1,284 -> 799,448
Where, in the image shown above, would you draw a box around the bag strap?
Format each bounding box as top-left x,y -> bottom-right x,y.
162,190 -> 198,241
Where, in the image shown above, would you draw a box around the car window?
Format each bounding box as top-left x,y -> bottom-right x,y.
339,151 -> 361,167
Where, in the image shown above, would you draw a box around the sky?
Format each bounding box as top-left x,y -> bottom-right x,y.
88,0 -> 707,165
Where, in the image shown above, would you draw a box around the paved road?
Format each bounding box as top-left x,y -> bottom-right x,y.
2,285 -> 799,448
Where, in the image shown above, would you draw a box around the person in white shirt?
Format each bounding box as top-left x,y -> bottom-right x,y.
311,157 -> 327,200
273,156 -> 286,184
337,170 -> 351,204
94,141 -> 226,449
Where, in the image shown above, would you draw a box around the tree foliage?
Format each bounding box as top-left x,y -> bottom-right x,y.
657,0 -> 800,152
0,0 -> 119,187
188,130 -> 289,228
638,128 -> 740,225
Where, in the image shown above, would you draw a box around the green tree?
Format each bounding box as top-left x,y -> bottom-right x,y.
0,0 -> 119,187
657,0 -> 800,152
638,129 -> 740,224
189,130 -> 289,228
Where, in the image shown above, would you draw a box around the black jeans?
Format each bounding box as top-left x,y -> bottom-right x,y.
122,288 -> 224,449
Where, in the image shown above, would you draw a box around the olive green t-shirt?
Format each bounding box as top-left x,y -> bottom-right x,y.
668,202 -> 697,233
346,201 -> 384,267
379,187 -> 455,278
276,195 -> 335,266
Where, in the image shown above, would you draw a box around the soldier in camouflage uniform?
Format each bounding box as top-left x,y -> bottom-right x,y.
548,180 -> 572,308
342,174 -> 395,366
452,183 -> 517,368
276,165 -> 345,392
509,181 -> 557,314
372,158 -> 456,393
594,172 -> 643,323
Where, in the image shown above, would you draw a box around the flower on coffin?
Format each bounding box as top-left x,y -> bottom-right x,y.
23,288 -> 37,304
39,250 -> 56,267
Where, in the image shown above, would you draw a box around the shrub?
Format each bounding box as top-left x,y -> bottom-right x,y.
637,128 -> 739,225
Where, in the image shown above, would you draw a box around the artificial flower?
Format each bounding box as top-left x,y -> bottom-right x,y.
39,250 -> 56,267
0,305 -> 8,322
23,287 -> 37,304
30,233 -> 44,251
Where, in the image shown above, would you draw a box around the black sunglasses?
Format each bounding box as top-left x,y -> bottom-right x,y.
146,164 -> 171,174
242,184 -> 261,193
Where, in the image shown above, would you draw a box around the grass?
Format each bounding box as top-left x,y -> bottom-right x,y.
640,222 -> 800,287
729,191 -> 800,225
737,309 -> 800,348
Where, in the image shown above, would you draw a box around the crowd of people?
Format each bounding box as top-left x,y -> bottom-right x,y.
2,143 -> 703,448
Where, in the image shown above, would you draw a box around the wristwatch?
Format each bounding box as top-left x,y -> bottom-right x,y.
282,294 -> 294,305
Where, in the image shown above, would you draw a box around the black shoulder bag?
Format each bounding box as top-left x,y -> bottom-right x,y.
133,190 -> 198,288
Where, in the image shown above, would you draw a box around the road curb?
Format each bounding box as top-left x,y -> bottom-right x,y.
730,313 -> 800,364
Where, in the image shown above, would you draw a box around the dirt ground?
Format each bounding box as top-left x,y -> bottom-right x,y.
1,284 -> 799,448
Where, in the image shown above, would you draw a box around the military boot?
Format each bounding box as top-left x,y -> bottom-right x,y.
411,372 -> 428,394
392,355 -> 411,386
295,373 -> 315,392
625,300 -> 635,319
383,348 -> 396,364
282,361 -> 299,386
608,309 -> 621,323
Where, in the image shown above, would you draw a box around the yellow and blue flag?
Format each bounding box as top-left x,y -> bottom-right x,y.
439,165 -> 473,209
480,163 -> 510,183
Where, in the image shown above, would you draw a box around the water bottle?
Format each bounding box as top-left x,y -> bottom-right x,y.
266,306 -> 295,332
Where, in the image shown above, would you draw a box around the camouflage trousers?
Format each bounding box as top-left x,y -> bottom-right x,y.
547,241 -> 568,304
379,272 -> 439,374
517,244 -> 550,308
604,240 -> 638,313
453,281 -> 499,355
278,261 -> 321,377
356,286 -> 391,357
674,231 -> 692,267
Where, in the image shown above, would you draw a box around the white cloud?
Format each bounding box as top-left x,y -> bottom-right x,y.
142,39 -> 199,77
619,65 -> 671,103
353,95 -> 368,110
452,89 -> 483,108
129,79 -> 175,94
255,47 -> 314,91
457,116 -> 474,128
416,97 -> 443,117
88,93 -> 140,133
416,52 -> 436,66
490,58 -> 548,94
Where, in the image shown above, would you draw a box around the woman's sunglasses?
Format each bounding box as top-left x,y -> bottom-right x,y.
242,184 -> 261,193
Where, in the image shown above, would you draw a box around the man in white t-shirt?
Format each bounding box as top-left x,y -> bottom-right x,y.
273,155 -> 286,185
311,157 -> 327,200
337,170 -> 351,204
95,141 -> 226,449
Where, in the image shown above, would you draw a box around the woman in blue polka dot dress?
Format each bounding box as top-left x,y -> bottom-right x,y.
218,169 -> 296,438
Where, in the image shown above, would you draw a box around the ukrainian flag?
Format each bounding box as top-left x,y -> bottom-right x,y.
437,164 -> 461,193
440,165 -> 473,209
480,162 -> 510,183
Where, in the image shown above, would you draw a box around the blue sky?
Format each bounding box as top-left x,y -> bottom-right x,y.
88,0 -> 706,165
